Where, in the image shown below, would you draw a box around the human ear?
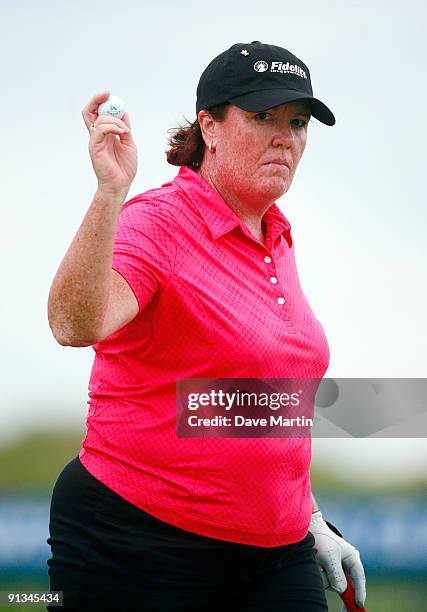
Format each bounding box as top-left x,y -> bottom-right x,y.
197,110 -> 216,148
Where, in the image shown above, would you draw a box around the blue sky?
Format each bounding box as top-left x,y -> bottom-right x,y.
1,0 -> 426,481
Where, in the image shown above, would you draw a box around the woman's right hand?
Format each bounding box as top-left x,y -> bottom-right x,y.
82,91 -> 138,197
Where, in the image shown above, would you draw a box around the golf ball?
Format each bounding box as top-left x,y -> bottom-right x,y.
97,95 -> 125,119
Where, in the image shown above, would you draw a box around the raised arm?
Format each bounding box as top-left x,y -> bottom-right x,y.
47,92 -> 138,346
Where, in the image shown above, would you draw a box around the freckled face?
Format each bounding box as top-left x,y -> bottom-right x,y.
213,101 -> 310,204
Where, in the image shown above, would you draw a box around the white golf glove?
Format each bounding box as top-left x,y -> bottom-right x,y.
309,510 -> 366,610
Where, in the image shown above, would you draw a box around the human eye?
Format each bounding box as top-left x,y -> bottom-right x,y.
292,118 -> 308,129
254,111 -> 273,121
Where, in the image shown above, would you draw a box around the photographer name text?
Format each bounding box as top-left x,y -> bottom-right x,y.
187,415 -> 313,427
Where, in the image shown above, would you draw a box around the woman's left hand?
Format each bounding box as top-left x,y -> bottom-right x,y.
309,510 -> 366,610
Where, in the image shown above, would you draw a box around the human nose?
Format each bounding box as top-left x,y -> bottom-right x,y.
271,121 -> 296,148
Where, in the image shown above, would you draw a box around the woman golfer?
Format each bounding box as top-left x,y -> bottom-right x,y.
47,41 -> 366,611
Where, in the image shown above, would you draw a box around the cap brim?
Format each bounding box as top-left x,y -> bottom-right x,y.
228,89 -> 335,126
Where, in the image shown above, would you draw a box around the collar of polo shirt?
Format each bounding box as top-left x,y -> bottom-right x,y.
174,166 -> 292,246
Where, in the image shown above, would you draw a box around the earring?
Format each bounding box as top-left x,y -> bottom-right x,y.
208,142 -> 216,153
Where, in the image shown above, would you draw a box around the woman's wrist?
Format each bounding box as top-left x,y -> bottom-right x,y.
96,185 -> 129,204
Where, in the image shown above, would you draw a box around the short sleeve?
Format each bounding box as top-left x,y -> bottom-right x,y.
111,195 -> 176,314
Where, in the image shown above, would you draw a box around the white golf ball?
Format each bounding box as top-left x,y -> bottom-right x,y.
97,95 -> 125,119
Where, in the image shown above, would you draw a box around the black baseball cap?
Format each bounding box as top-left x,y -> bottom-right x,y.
196,41 -> 335,126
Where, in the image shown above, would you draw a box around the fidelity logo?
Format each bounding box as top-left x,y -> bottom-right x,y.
254,60 -> 307,79
254,60 -> 268,72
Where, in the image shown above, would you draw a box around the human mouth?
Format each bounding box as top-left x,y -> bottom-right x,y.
263,160 -> 290,169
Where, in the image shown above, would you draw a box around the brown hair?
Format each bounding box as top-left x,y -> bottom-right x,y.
166,103 -> 229,169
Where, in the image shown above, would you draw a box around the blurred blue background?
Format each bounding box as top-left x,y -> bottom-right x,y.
0,433 -> 426,611
2,493 -> 426,579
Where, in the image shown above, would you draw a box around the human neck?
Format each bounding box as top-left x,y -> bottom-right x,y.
197,163 -> 270,244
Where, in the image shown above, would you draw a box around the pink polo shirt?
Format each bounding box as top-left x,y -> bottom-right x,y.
79,165 -> 330,547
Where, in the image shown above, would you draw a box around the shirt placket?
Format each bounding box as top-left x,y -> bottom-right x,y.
260,252 -> 286,307
238,224 -> 292,316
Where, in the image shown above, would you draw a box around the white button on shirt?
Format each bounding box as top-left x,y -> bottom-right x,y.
270,276 -> 278,284
277,297 -> 285,305
264,256 -> 272,263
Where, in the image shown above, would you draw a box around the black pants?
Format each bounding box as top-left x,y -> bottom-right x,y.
46,456 -> 327,611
